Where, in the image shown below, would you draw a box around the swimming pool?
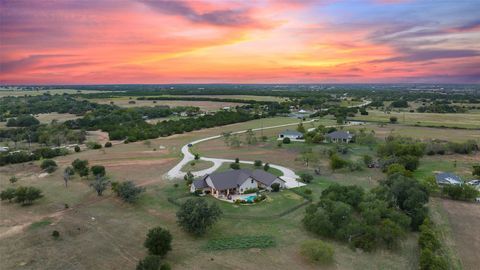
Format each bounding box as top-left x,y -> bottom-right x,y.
245,195 -> 256,203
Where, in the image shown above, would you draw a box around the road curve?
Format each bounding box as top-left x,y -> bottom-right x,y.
165,120 -> 316,188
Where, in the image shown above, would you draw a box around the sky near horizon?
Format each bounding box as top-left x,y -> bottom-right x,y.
1,0 -> 479,84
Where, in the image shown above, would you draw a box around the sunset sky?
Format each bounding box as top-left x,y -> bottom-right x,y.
1,0 -> 479,84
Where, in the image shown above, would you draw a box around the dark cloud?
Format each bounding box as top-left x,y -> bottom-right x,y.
139,0 -> 255,26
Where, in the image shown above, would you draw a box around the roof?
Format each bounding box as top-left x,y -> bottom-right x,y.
435,172 -> 462,185
279,129 -> 303,136
193,169 -> 283,190
326,131 -> 353,140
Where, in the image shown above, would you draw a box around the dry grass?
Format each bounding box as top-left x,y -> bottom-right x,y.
35,113 -> 81,124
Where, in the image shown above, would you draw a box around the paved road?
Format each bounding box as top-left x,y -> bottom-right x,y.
165,120 -> 316,188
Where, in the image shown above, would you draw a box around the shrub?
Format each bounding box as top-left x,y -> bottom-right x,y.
304,188 -> 312,195
113,181 -> 145,203
271,183 -> 280,192
9,176 -> 18,184
330,154 -> 347,170
136,255 -> 170,270
282,137 -> 291,144
300,240 -> 334,264
243,188 -> 258,194
300,173 -> 313,183
52,230 -> 60,239
91,165 -> 106,177
144,227 -> 172,256
0,187 -> 17,202
263,163 -> 270,171
230,163 -> 240,170
254,160 -> 262,167
41,159 -> 57,173
194,153 -> 200,160
74,145 -> 81,152
72,159 -> 89,177
86,141 -> 102,149
235,158 -> 240,163
363,155 -> 373,166
389,116 -> 398,124
442,184 -> 479,201
105,142 -> 112,148
14,186 -> 43,205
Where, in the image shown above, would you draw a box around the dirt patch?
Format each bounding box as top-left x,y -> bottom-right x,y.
441,199 -> 480,270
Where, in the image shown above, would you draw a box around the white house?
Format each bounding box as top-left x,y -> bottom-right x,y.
191,169 -> 286,199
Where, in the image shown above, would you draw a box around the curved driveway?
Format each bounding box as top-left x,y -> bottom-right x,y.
165,120 -> 316,188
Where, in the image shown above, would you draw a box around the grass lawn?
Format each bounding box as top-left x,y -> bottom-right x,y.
216,162 -> 284,177
413,155 -> 479,181
181,159 -> 214,172
352,110 -> 480,129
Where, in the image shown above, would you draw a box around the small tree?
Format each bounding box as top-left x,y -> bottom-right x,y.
176,198 -> 222,236
235,158 -> 240,163
390,116 -> 398,124
263,163 -> 270,171
72,159 -> 89,177
283,137 -> 291,144
105,142 -> 112,148
91,165 -> 106,177
9,176 -> 18,184
144,227 -> 172,256
473,165 -> 480,177
63,166 -> 74,187
41,159 -> 57,173
0,188 -> 17,202
194,153 -> 200,160
271,183 -> 280,192
15,186 -> 43,205
184,171 -> 194,185
254,160 -> 263,167
300,240 -> 334,264
363,155 -> 373,166
136,255 -> 170,270
113,181 -> 145,203
297,123 -> 306,134
91,176 -> 110,196
74,145 -> 81,152
300,173 -> 313,183
230,163 -> 240,170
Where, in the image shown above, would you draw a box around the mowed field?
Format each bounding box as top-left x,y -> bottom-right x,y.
347,123 -> 480,142
0,116 -> 421,270
352,110 -> 480,129
89,97 -> 246,111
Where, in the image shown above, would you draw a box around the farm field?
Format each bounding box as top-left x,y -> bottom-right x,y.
0,116 -> 422,270
347,123 -> 480,142
163,94 -> 287,102
35,113 -> 82,124
89,97 -> 246,111
352,110 -> 480,129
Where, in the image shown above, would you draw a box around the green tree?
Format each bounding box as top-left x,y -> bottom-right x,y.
90,176 -> 110,196
176,198 -> 222,236
297,123 -> 306,134
136,255 -> 170,270
0,188 -> 17,202
144,227 -> 172,256
330,154 -> 347,170
72,159 -> 89,177
389,116 -> 398,124
74,145 -> 81,152
184,171 -> 194,185
300,240 -> 334,264
14,186 -> 43,205
41,159 -> 57,173
473,164 -> 480,177
9,176 -> 18,184
271,183 -> 280,192
263,163 -> 270,171
300,173 -> 313,183
363,155 -> 373,166
282,137 -> 291,144
113,181 -> 145,203
91,165 -> 106,177
254,160 -> 263,167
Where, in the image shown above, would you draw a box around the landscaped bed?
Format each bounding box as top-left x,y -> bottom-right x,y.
204,235 -> 276,251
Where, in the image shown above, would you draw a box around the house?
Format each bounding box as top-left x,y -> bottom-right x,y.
435,172 -> 462,185
0,146 -> 9,152
190,169 -> 286,199
278,130 -> 304,140
326,131 -> 354,143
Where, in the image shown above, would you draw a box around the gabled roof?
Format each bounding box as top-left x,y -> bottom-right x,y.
326,131 -> 353,140
192,169 -> 283,190
435,172 -> 462,185
279,129 -> 303,136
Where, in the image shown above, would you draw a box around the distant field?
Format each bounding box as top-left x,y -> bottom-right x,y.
0,89 -> 109,97
89,97 -> 245,111
163,94 -> 287,102
347,123 -> 480,142
352,110 -> 480,129
35,113 -> 81,124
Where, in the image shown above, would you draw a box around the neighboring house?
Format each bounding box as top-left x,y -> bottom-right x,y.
0,146 -> 9,152
326,131 -> 354,143
435,172 -> 462,185
191,169 -> 286,198
278,130 -> 304,140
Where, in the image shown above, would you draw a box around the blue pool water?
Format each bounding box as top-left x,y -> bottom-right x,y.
245,195 -> 256,202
